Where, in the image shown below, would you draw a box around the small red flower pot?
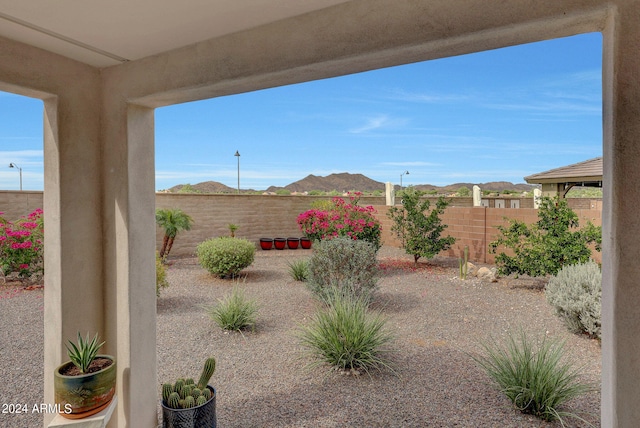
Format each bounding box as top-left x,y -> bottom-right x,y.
274,238 -> 287,250
287,238 -> 299,249
259,238 -> 273,250
300,237 -> 312,249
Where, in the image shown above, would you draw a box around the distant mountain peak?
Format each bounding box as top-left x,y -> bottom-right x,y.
167,173 -> 536,194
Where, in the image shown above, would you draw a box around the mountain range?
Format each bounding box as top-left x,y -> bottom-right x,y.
166,172 -> 536,194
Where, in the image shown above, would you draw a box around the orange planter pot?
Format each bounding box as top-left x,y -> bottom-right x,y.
54,355 -> 117,419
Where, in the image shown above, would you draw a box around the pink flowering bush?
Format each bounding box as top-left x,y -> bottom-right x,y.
297,193 -> 382,251
0,209 -> 44,279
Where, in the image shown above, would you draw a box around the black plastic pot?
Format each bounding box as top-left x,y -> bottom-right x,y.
161,386 -> 216,428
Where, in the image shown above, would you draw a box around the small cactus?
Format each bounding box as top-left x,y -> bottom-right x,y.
167,392 -> 180,409
183,396 -> 196,409
162,357 -> 216,409
197,357 -> 216,390
196,395 -> 208,406
180,384 -> 194,400
174,379 -> 185,396
202,388 -> 212,400
162,383 -> 174,402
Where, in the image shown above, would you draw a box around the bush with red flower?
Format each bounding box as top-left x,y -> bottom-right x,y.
0,209 -> 44,280
297,193 -> 382,251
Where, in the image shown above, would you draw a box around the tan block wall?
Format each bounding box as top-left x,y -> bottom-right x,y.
155,194 -> 385,257
0,191 -> 44,221
377,205 -> 602,264
1,191 -> 602,263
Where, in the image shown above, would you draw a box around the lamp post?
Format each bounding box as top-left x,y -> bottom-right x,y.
400,170 -> 409,189
234,151 -> 240,194
9,163 -> 22,191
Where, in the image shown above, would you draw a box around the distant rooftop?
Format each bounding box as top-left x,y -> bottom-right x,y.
524,157 -> 603,185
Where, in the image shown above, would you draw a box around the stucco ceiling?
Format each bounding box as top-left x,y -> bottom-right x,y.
0,0 -> 351,68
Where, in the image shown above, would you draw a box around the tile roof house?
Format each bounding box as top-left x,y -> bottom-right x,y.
524,157 -> 603,198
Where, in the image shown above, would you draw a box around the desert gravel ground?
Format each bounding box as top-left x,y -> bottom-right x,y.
0,246 -> 601,428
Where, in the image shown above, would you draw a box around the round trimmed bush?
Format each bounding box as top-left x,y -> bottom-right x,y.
197,237 -> 255,278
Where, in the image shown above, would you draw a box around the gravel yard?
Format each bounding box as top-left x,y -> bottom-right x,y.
0,246 -> 601,427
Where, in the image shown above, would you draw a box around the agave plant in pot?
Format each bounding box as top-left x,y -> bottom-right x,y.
161,357 -> 217,428
54,332 -> 117,419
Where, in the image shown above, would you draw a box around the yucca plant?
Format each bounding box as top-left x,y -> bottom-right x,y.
207,285 -> 259,331
287,258 -> 309,282
473,330 -> 594,425
65,332 -> 105,374
298,292 -> 395,375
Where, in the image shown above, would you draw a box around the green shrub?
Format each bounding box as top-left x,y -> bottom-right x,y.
207,285 -> 259,331
473,330 -> 593,424
489,196 -> 601,277
306,237 -> 379,302
387,188 -> 455,265
196,237 -> 255,278
156,252 -> 169,297
298,293 -> 394,374
546,261 -> 601,339
287,259 -> 309,282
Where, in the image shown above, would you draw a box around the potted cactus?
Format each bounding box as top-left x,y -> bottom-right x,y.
54,332 -> 117,419
161,357 -> 217,428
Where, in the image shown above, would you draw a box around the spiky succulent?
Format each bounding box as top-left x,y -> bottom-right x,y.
65,332 -> 105,374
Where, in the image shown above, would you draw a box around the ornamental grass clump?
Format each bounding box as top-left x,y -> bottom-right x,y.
287,258 -> 309,282
197,237 -> 255,278
546,261 -> 601,339
207,285 -> 259,332
298,293 -> 394,375
306,237 -> 379,303
473,330 -> 593,424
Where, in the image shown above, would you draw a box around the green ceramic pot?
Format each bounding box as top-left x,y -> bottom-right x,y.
54,355 -> 116,419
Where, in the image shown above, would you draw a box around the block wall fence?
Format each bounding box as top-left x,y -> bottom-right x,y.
0,191 -> 602,264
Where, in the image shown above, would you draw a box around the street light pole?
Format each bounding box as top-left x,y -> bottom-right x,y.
9,163 -> 22,191
400,170 -> 409,189
234,151 -> 240,194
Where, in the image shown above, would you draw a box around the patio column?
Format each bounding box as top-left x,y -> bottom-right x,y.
601,4 -> 640,427
41,82 -> 103,426
101,96 -> 157,427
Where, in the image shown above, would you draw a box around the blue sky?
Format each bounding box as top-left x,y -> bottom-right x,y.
0,32 -> 602,191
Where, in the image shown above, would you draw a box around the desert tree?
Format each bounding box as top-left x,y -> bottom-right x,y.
387,187 -> 455,265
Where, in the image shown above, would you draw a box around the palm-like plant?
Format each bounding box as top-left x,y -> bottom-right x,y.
155,208 -> 194,261
66,332 -> 105,374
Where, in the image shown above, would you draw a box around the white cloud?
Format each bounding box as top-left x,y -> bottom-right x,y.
348,115 -> 408,134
